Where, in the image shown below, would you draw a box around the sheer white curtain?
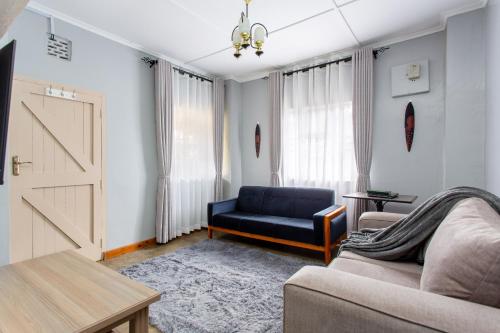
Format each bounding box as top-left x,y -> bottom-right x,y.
171,71 -> 215,236
282,63 -> 356,203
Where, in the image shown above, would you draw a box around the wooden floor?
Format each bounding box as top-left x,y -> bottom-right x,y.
100,229 -> 324,333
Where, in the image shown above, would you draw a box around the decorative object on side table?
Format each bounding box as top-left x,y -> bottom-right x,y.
367,189 -> 399,199
343,191 -> 417,212
255,122 -> 261,158
405,101 -> 415,152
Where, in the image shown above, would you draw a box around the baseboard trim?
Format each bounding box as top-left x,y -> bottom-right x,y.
103,237 -> 157,260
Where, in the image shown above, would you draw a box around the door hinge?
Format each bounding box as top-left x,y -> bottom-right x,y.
100,108 -> 102,118
99,179 -> 103,190
100,238 -> 103,248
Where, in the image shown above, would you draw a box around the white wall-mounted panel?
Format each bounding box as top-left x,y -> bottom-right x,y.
391,59 -> 430,97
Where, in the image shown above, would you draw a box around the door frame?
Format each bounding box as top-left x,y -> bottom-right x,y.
9,75 -> 107,261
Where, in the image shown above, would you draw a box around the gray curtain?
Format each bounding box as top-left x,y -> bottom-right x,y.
155,59 -> 174,243
213,78 -> 224,200
352,47 -> 374,231
269,71 -> 283,187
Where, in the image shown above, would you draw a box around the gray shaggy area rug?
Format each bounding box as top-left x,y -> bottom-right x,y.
120,239 -> 317,333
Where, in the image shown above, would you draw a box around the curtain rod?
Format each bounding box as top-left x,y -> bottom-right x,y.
141,57 -> 214,83
283,47 -> 389,77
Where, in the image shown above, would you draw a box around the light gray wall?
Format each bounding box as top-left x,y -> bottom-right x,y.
1,10 -> 157,264
223,80 -> 243,198
236,32 -> 447,213
236,20 -> 487,212
444,9 -> 486,189
240,78 -> 271,186
486,0 -> 500,196
371,32 -> 446,213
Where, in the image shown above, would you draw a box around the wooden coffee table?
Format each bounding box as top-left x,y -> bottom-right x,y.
0,250 -> 160,333
343,192 -> 417,212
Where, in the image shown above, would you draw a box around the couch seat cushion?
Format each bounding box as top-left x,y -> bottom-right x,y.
335,250 -> 424,275
330,256 -> 422,289
272,218 -> 315,244
239,215 -> 315,244
211,211 -> 245,230
212,211 -> 316,244
421,198 -> 500,308
238,214 -> 278,235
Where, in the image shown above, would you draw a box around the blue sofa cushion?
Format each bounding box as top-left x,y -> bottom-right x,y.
272,217 -> 316,244
237,186 -> 335,220
291,188 -> 334,219
237,186 -> 266,214
210,211 -> 243,230
212,211 -> 316,244
261,188 -> 296,218
238,214 -> 277,236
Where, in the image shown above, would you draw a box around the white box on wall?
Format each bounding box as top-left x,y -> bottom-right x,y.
391,59 -> 430,97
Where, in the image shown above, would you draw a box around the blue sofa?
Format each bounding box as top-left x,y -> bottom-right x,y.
207,186 -> 347,263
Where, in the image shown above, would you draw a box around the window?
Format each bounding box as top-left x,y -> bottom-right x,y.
171,72 -> 215,235
282,63 -> 356,202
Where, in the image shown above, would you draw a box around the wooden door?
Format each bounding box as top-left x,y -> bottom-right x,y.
9,77 -> 105,262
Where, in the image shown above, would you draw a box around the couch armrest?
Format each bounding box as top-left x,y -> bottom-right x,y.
313,205 -> 347,263
358,211 -> 407,230
284,266 -> 499,333
207,198 -> 237,226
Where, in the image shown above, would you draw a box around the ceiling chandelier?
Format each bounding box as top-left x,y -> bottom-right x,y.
231,0 -> 269,58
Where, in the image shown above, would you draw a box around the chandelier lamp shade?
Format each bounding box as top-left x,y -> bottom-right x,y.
231,0 -> 269,58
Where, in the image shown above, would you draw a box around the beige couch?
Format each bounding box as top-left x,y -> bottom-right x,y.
284,202 -> 500,333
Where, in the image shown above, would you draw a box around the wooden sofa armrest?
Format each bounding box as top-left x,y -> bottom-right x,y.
323,205 -> 346,263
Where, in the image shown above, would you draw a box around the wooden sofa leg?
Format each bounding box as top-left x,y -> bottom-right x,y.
208,227 -> 213,239
324,248 -> 332,265
324,216 -> 332,264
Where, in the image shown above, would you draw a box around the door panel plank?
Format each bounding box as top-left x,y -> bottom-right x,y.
75,185 -> 93,242
10,90 -> 35,262
22,191 -> 95,250
22,100 -> 96,173
32,206 -> 45,257
71,102 -> 85,173
27,173 -> 96,188
10,78 -> 105,263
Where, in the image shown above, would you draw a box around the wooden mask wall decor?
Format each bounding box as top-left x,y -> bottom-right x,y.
405,102 -> 415,152
255,123 -> 261,158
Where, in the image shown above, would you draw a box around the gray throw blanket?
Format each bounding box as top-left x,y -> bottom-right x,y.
338,186 -> 500,264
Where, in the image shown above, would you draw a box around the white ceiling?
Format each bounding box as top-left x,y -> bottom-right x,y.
27,0 -> 486,82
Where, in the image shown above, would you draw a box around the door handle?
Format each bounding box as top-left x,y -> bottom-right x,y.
12,155 -> 32,176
